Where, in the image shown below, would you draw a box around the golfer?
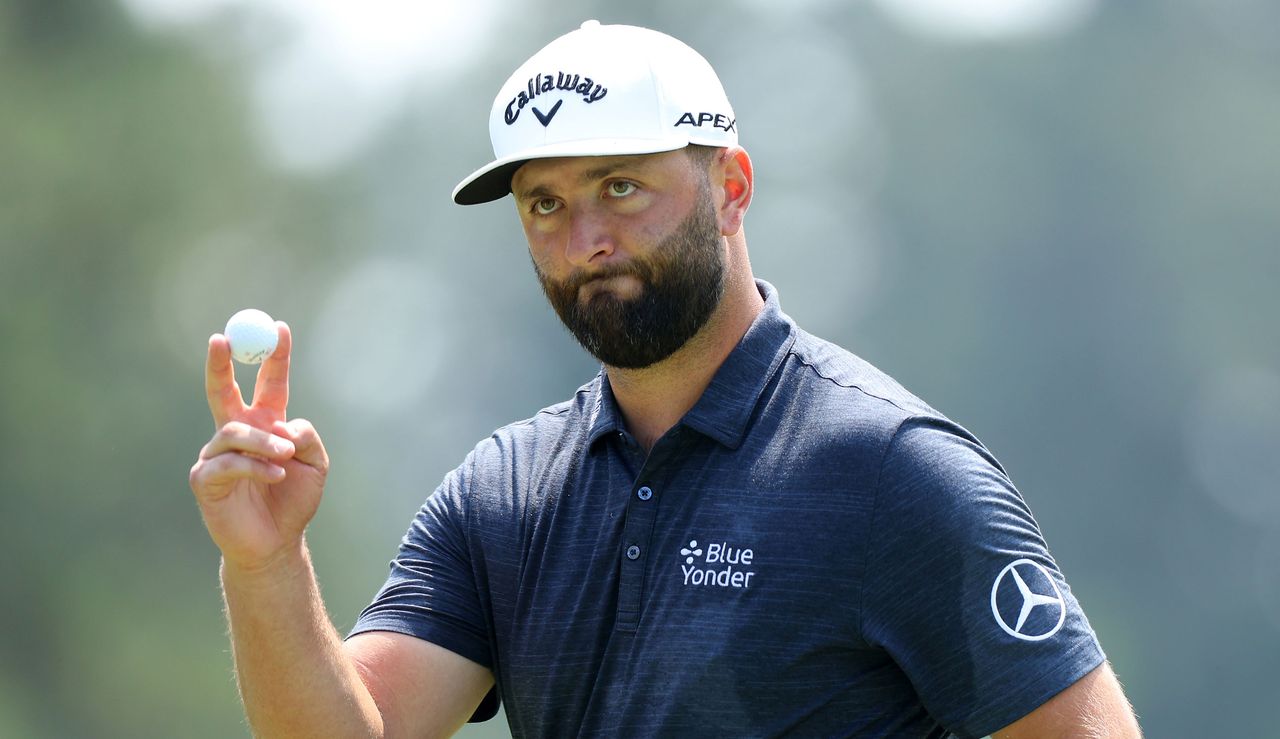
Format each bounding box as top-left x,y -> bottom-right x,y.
189,20 -> 1141,738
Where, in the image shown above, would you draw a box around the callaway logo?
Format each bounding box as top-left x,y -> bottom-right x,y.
505,71 -> 608,126
990,559 -> 1067,641
680,539 -> 756,589
675,111 -> 736,132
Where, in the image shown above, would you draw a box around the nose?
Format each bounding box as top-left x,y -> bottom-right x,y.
564,207 -> 615,268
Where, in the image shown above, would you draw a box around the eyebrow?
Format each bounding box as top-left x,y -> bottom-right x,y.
514,156 -> 657,202
579,158 -> 650,182
516,184 -> 557,203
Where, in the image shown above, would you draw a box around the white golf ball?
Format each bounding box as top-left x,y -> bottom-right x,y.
224,308 -> 279,365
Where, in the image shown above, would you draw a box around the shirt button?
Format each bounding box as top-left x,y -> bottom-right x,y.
626,545 -> 641,560
637,486 -> 653,501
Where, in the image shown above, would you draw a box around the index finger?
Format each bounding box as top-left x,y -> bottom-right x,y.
250,321 -> 291,415
205,333 -> 245,428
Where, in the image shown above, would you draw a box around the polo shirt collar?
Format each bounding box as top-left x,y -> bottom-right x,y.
585,280 -> 796,450
586,371 -> 624,446
680,280 -> 795,449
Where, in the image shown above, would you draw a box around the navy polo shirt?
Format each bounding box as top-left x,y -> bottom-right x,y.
350,280 -> 1104,738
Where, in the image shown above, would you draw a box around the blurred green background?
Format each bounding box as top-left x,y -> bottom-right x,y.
3,0 -> 1277,736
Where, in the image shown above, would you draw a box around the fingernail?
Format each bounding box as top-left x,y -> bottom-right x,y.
272,439 -> 294,455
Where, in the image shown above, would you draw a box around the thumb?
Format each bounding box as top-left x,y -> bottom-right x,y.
273,419 -> 329,472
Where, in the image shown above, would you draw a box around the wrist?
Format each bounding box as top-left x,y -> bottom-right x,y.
221,537 -> 310,586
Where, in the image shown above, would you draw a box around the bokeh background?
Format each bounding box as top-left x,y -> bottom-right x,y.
3,0 -> 1278,736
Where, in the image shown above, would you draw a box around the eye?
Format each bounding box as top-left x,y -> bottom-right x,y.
606,181 -> 637,198
532,197 -> 561,216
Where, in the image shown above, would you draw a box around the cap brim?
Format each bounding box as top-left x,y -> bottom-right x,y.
451,136 -> 691,206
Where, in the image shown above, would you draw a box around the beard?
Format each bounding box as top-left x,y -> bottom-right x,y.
535,186 -> 726,370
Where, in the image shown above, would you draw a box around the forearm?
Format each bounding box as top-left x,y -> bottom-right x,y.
221,538 -> 383,739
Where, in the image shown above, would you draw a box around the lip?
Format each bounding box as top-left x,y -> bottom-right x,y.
579,274 -> 642,301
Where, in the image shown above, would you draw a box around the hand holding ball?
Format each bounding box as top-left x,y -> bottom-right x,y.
224,309 -> 280,365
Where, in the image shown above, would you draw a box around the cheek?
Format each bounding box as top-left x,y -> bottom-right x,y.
626,215 -> 665,244
526,239 -> 561,282
526,214 -> 574,262
606,199 -> 669,245
519,219 -> 553,260
635,200 -> 692,244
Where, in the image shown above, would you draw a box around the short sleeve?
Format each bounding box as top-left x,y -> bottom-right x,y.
347,456 -> 492,671
861,416 -> 1105,738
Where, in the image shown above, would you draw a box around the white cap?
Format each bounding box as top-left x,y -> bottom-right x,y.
452,20 -> 738,205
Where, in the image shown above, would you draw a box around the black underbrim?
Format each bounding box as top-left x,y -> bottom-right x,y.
453,160 -> 528,206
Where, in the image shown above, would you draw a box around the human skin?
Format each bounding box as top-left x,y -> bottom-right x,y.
513,146 -> 1141,736
512,146 -> 761,452
189,329 -> 492,738
190,145 -> 1140,737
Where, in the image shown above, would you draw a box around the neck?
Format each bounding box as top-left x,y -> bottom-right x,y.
606,267 -> 763,452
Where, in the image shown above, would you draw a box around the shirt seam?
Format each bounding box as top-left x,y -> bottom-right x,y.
502,385 -> 587,428
857,413 -> 919,644
790,351 -> 919,417
461,446 -> 506,687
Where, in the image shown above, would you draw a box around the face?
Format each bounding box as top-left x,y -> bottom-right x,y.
513,150 -> 726,369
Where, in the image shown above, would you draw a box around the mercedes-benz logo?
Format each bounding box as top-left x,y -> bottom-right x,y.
990,559 -> 1066,641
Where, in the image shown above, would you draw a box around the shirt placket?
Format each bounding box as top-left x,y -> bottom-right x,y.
614,431 -> 679,633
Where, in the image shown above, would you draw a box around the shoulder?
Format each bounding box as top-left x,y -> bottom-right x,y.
874,414 -> 1022,543
779,328 -> 1014,516
444,376 -> 601,510
772,328 -> 962,453
472,378 -> 596,463
785,327 -> 939,418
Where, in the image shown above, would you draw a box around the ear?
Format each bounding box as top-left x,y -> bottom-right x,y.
717,147 -> 753,236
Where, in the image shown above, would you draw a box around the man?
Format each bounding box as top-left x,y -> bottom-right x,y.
189,20 -> 1141,738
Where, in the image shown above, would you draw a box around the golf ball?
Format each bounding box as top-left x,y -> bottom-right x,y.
224,308 -> 279,365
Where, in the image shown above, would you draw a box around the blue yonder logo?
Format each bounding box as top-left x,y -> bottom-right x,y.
680,538 -> 756,589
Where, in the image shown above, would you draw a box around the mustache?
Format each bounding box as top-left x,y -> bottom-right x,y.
560,259 -> 654,296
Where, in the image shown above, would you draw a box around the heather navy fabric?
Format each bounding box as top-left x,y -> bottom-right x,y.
350,281 -> 1104,738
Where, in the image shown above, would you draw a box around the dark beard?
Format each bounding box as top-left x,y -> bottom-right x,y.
535,187 -> 726,369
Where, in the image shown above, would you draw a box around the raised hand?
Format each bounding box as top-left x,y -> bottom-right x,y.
189,323 -> 329,571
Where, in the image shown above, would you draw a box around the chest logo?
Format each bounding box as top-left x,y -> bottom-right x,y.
680,539 -> 756,589
990,559 -> 1066,641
